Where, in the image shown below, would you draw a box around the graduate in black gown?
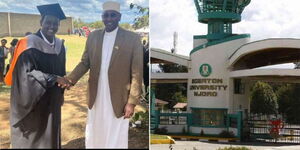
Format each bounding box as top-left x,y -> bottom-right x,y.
4,3 -> 72,148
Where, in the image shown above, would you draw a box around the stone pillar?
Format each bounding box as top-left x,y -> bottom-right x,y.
8,12 -> 11,37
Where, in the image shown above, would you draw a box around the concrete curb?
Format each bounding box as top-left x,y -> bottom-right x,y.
198,138 -> 239,143
151,136 -> 175,144
170,135 -> 239,143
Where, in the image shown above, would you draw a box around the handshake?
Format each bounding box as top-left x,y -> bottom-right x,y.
56,76 -> 74,90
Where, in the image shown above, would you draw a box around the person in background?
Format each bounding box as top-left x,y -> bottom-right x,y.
85,28 -> 90,37
0,39 -> 8,82
143,40 -> 149,89
79,28 -> 82,37
25,32 -> 32,36
5,39 -> 19,75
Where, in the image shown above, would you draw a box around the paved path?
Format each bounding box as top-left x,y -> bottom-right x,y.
151,141 -> 300,150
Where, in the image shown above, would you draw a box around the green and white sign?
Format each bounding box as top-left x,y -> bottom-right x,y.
199,64 -> 212,77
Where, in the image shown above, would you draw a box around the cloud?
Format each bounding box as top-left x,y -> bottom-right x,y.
0,0 -> 148,23
150,0 -> 206,56
125,0 -> 147,6
235,0 -> 300,41
151,0 -> 300,56
0,1 -> 9,9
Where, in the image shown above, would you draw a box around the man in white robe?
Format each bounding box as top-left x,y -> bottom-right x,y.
65,1 -> 143,148
85,26 -> 129,148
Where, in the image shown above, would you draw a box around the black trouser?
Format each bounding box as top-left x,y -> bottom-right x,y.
4,64 -> 9,77
0,60 -> 4,82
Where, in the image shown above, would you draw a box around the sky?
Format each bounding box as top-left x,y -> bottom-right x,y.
150,0 -> 300,66
0,0 -> 148,23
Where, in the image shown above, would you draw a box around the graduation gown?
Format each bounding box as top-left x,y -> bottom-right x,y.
5,31 -> 66,148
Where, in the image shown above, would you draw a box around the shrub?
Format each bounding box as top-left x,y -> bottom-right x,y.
154,127 -> 168,134
132,113 -> 140,122
200,129 -> 204,136
218,130 -> 235,138
182,127 -> 186,134
132,111 -> 148,122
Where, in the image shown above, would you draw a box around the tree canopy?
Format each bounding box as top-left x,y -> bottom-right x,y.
129,3 -> 149,29
73,3 -> 149,31
250,81 -> 278,115
153,64 -> 188,110
277,84 -> 300,123
73,18 -> 133,30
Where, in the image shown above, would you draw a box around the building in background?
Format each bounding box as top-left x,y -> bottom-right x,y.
0,12 -> 73,37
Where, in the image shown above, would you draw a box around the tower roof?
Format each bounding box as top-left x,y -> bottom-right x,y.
194,0 -> 250,23
194,0 -> 251,41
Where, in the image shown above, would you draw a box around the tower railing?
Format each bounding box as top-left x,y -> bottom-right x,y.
194,0 -> 250,41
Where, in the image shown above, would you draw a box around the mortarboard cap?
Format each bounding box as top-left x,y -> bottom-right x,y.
103,1 -> 120,13
37,3 -> 66,20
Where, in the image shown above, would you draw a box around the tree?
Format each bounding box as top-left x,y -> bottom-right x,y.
250,81 -> 278,115
119,23 -> 134,30
154,64 -> 188,110
73,18 -> 87,28
89,21 -> 104,29
277,84 -> 300,123
158,64 -> 188,73
172,91 -> 187,103
132,15 -> 148,30
129,3 -> 149,29
276,84 -> 293,114
154,83 -> 187,110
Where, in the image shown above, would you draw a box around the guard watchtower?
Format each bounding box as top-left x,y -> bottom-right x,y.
194,0 -> 250,41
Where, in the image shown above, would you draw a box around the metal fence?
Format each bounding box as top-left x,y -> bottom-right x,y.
246,114 -> 300,144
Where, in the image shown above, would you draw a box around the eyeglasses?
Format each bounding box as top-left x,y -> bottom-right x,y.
102,12 -> 119,18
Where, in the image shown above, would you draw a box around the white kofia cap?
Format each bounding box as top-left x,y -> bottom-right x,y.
103,1 -> 120,12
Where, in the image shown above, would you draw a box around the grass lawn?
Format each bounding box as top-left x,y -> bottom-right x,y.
58,35 -> 86,72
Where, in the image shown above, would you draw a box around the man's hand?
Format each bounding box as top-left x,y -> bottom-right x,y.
57,76 -> 73,90
123,103 -> 136,119
64,77 -> 74,86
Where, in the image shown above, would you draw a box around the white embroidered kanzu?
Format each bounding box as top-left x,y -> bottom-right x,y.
85,27 -> 129,148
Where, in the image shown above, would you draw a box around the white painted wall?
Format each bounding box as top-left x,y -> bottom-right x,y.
187,37 -> 249,135
188,37 -> 250,111
159,125 -> 187,133
229,127 -> 238,136
228,78 -> 251,114
229,39 -> 300,67
190,126 -> 227,135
